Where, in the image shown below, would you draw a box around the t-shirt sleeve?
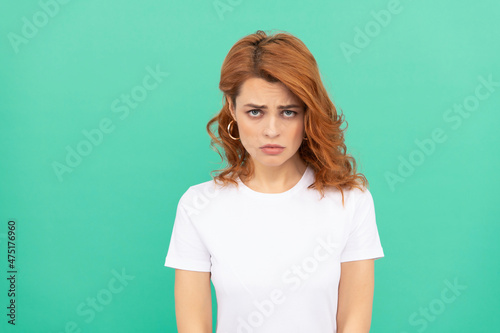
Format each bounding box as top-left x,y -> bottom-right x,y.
340,187 -> 384,263
164,189 -> 212,272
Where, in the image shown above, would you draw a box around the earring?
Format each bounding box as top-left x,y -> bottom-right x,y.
227,120 -> 240,140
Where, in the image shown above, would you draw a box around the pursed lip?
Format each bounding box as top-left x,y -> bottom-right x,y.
260,144 -> 284,148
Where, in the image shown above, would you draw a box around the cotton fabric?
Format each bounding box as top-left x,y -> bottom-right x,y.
165,165 -> 384,332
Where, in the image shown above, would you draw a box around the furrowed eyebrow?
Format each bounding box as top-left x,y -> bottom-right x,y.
243,103 -> 302,109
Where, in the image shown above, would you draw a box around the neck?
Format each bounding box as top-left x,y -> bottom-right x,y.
241,157 -> 308,194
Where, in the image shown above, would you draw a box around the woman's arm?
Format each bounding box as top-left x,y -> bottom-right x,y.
174,269 -> 212,333
336,259 -> 375,333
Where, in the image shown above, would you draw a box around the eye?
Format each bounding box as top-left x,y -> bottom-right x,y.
246,109 -> 298,118
283,110 -> 297,117
247,109 -> 262,117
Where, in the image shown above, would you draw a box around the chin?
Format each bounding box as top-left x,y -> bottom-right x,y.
255,157 -> 291,168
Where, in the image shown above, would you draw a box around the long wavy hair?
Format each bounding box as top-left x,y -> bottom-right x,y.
206,29 -> 368,206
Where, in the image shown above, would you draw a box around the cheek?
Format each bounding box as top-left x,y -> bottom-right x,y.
290,122 -> 304,139
236,122 -> 257,146
237,121 -> 250,135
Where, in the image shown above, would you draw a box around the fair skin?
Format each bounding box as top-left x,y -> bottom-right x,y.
174,77 -> 375,332
228,77 -> 308,193
174,269 -> 212,333
337,259 -> 376,333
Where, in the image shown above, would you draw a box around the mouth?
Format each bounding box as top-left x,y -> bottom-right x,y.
260,145 -> 285,155
260,144 -> 284,148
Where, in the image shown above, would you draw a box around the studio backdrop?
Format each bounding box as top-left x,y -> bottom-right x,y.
1,0 -> 499,332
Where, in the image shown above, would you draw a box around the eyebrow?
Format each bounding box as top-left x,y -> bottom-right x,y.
243,103 -> 302,109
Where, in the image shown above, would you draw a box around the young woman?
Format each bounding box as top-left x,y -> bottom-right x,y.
165,30 -> 384,333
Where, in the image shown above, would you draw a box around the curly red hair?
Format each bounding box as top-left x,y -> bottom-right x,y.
206,29 -> 368,206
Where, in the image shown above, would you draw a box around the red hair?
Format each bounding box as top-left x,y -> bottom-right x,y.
206,30 -> 368,206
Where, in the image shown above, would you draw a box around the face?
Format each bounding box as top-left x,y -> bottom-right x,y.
228,77 -> 306,170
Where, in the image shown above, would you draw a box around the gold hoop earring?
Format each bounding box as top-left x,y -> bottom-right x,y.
227,120 -> 240,140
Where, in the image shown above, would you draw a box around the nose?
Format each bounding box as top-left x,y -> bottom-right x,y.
263,113 -> 280,138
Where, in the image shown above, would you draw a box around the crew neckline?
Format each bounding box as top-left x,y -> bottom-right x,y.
237,165 -> 313,198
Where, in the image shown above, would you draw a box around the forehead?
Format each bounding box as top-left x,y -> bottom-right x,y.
237,77 -> 300,104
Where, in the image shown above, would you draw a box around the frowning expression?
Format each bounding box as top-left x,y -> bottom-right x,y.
228,77 -> 306,169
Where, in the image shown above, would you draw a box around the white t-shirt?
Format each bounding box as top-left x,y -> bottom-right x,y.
165,164 -> 384,333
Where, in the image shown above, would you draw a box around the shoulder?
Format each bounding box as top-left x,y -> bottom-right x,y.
321,184 -> 372,203
349,185 -> 372,201
348,185 -> 373,205
336,185 -> 374,212
178,177 -> 236,207
345,186 -> 375,221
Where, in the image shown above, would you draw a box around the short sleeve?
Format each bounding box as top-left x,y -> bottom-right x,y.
340,188 -> 384,263
164,189 -> 212,272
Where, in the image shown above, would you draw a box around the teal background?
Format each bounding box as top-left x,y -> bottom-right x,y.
1,0 -> 499,332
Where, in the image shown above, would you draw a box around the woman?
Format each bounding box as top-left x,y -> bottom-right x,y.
165,29 -> 384,333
